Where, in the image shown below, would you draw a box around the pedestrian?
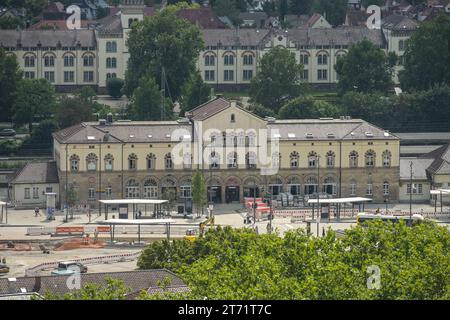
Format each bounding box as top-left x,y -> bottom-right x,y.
138,210 -> 142,218
254,225 -> 259,235
34,207 -> 41,217
266,222 -> 271,234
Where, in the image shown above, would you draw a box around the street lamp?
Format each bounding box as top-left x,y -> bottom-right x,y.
316,155 -> 320,237
409,161 -> 413,220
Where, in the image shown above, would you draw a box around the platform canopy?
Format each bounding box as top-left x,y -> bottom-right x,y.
99,199 -> 168,205
307,197 -> 373,204
430,189 -> 450,195
99,218 -> 175,225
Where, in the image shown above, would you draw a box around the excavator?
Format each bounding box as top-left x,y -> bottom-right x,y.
184,216 -> 215,242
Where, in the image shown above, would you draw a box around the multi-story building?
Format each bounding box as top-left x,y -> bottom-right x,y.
53,97 -> 400,208
0,2 -> 418,92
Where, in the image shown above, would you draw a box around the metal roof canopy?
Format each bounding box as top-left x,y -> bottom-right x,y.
99,219 -> 175,225
99,199 -> 168,205
307,197 -> 373,204
430,189 -> 450,195
100,218 -> 176,243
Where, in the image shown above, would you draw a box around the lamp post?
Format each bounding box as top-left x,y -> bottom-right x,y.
317,156 -> 320,237
409,161 -> 413,220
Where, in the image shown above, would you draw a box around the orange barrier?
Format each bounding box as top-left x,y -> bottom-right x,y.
55,226 -> 85,234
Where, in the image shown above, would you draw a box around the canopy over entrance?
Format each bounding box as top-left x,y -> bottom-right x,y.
99,199 -> 169,220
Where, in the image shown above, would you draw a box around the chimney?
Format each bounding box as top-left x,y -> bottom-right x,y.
103,131 -> 110,142
230,101 -> 237,108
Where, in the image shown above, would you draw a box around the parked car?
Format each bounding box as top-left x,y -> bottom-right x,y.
0,264 -> 10,274
0,129 -> 16,137
52,261 -> 88,275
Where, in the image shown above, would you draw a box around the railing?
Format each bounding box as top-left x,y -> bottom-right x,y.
25,252 -> 141,277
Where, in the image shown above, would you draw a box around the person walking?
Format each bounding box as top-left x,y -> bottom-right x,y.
34,207 -> 42,217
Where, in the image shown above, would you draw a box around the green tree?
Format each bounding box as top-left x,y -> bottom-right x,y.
0,49 -> 22,122
180,71 -> 211,115
212,0 -> 240,24
335,39 -> 393,94
311,0 -> 347,26
12,78 -> 55,134
124,9 -> 204,100
399,14 -> 450,91
27,119 -> 58,145
0,16 -> 24,29
128,75 -> 173,120
191,170 -> 207,217
55,93 -> 95,128
289,0 -> 314,15
161,187 -> 177,214
248,103 -> 278,118
45,277 -> 130,300
279,96 -> 339,119
249,46 -> 303,112
106,77 -> 124,99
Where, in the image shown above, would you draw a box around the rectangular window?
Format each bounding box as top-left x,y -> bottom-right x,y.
44,71 -> 55,83
224,70 -> 234,81
300,54 -> 309,65
24,71 -> 35,79
366,184 -> 373,196
350,183 -> 356,196
64,71 -> 74,83
205,70 -> 215,81
33,187 -> 39,199
180,186 -> 192,198
301,69 -> 308,81
24,188 -> 30,199
105,187 -> 112,198
45,187 -> 53,193
83,71 -> 94,83
243,70 -> 253,81
88,188 -> 95,200
407,183 -> 423,194
318,69 -> 327,80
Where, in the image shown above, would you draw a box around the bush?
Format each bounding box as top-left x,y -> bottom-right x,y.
106,78 -> 124,99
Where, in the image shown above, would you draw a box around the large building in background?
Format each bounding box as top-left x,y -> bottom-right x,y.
0,1 -> 418,92
52,97 -> 400,208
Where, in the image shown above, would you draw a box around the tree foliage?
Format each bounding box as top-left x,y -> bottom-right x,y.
191,170 -> 207,217
137,221 -> 450,300
0,49 -> 22,122
12,78 -> 55,133
399,14 -> 450,91
335,40 -> 393,94
278,96 -> 339,119
124,9 -> 204,100
311,0 -> 347,26
180,71 -> 211,115
106,77 -> 124,99
55,90 -> 97,128
249,47 -> 303,112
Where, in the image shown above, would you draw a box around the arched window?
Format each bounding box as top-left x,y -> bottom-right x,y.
43,54 -> 54,67
204,54 -> 215,66
382,150 -> 391,167
70,154 -> 80,172
210,152 -> 220,169
349,151 -> 358,167
128,153 -> 137,170
146,153 -> 156,170
365,150 -> 376,167
224,54 -> 234,65
246,131 -> 256,147
125,179 -> 140,198
243,54 -> 253,65
287,176 -> 301,195
231,114 -> 235,123
383,181 -> 390,196
24,55 -> 35,67
323,177 -> 337,195
63,54 -> 74,67
143,178 -> 158,199
83,54 -> 94,66
308,151 -> 317,168
326,151 -> 335,167
237,132 -> 245,146
399,39 -> 405,51
304,176 -> 318,195
317,53 -> 328,65
227,152 -> 238,168
86,153 -> 98,171
165,153 -> 173,169
300,53 -> 309,65
246,152 -> 257,169
290,151 -> 299,168
104,154 -> 114,171
128,18 -> 133,28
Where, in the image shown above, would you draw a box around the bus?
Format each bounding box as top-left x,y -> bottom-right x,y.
356,213 -> 424,227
